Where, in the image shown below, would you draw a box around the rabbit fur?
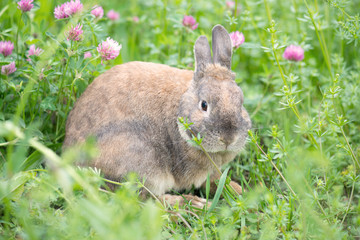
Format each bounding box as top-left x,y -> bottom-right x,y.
64,25 -> 251,199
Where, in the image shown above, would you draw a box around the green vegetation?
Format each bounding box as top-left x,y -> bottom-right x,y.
1,0 -> 359,239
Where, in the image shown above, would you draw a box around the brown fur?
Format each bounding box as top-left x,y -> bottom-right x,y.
64,25 -> 251,206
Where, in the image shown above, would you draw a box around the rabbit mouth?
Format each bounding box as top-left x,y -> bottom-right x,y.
203,130 -> 249,153
204,142 -> 240,153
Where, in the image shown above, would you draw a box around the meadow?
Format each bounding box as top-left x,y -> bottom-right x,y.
0,0 -> 359,239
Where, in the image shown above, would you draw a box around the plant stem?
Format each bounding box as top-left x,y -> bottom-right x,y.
79,56 -> 99,74
178,28 -> 184,65
341,180 -> 355,225
266,17 -> 320,149
252,137 -> 297,198
56,57 -> 70,136
188,128 -> 222,176
16,13 -> 22,67
303,0 -> 333,80
292,0 -> 301,37
243,1 -> 272,59
263,0 -> 273,25
303,177 -> 330,223
234,0 -> 238,18
340,127 -> 360,169
331,98 -> 360,170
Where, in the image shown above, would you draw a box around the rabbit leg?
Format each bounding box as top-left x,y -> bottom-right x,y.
229,180 -> 243,194
95,127 -> 177,196
160,194 -> 211,209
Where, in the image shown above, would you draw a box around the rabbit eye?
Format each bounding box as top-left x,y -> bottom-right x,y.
201,100 -> 208,111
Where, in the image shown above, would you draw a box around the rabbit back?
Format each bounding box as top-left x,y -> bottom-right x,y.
64,61 -> 193,146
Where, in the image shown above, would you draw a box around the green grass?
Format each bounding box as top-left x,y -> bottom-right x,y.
1,0 -> 360,239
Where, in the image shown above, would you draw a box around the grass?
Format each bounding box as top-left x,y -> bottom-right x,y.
0,0 -> 360,239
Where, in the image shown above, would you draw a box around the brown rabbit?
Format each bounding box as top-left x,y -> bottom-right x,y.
63,25 -> 251,207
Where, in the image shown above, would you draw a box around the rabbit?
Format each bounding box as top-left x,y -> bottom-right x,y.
63,24 -> 251,207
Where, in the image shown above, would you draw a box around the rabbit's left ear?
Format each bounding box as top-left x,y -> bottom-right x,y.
194,35 -> 212,77
212,24 -> 232,69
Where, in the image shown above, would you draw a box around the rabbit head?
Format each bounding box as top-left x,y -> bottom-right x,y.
178,25 -> 251,153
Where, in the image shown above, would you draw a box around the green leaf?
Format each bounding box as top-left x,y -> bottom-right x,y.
0,171 -> 36,201
20,150 -> 42,171
4,93 -> 14,102
21,13 -> 30,25
0,5 -> 9,19
0,80 -> 6,93
49,83 -> 59,94
40,96 -> 57,111
205,173 -> 210,209
25,39 -> 40,45
208,167 -> 230,213
45,31 -> 56,40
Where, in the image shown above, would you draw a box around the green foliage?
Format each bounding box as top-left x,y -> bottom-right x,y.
1,0 -> 360,239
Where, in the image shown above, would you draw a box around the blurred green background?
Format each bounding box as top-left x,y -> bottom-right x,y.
0,0 -> 359,239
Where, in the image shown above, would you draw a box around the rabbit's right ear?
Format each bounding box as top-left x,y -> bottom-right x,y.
212,25 -> 232,69
194,35 -> 212,78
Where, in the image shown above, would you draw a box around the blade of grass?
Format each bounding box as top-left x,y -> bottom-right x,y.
208,167 -> 230,213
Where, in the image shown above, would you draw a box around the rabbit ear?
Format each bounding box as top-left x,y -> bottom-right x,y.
194,35 -> 212,77
212,25 -> 232,69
